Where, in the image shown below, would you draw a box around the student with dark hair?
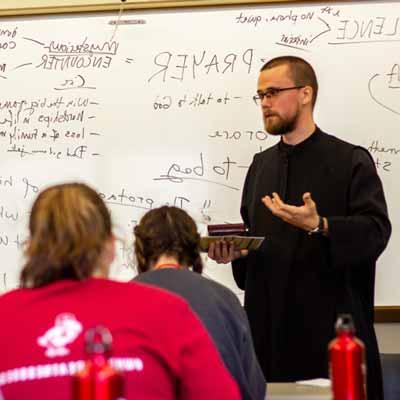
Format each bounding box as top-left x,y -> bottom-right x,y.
0,183 -> 240,400
134,206 -> 266,400
209,55 -> 391,400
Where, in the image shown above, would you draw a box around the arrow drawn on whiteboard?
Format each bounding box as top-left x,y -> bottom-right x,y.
310,17 -> 331,43
368,73 -> 400,116
13,62 -> 33,71
125,57 -> 134,64
22,37 -> 45,46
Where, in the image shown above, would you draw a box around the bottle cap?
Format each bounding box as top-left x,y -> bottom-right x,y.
85,325 -> 112,354
335,314 -> 355,333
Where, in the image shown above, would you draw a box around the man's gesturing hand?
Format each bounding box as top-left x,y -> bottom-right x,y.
261,192 -> 320,232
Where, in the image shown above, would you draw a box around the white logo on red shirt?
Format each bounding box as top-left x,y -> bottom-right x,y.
37,313 -> 83,358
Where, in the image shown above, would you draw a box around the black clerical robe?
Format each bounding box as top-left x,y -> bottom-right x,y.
232,128 -> 391,400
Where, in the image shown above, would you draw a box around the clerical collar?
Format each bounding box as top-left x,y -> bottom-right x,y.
279,140 -> 295,156
278,127 -> 321,154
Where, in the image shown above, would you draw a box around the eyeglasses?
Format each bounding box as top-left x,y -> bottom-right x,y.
253,86 -> 305,104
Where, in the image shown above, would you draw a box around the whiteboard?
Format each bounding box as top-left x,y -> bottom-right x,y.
0,1 -> 398,306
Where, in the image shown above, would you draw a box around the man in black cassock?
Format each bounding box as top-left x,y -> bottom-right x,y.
209,56 -> 391,400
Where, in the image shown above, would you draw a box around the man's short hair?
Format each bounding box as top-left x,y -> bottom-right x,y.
260,56 -> 318,108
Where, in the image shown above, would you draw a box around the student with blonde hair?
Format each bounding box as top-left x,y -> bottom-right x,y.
0,183 -> 240,400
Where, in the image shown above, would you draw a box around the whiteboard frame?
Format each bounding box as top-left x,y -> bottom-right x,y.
0,0 -> 397,321
0,0 -> 360,16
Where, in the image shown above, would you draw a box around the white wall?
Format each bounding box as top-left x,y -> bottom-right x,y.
375,324 -> 400,354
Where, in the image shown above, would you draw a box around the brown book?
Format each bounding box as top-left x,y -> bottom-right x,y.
207,223 -> 247,237
199,235 -> 264,252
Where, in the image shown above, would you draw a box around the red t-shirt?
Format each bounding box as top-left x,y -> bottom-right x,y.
0,278 -> 241,400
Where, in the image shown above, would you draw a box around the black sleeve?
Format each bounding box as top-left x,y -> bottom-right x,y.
327,147 -> 391,268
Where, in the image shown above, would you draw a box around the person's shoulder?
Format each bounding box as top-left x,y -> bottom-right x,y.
253,142 -> 279,161
134,268 -> 180,282
103,276 -> 185,301
203,276 -> 240,300
319,129 -> 373,162
0,287 -> 25,306
136,268 -> 203,284
120,276 -> 199,319
136,270 -> 240,307
198,276 -> 246,317
135,269 -> 212,298
318,129 -> 354,147
0,279 -> 84,304
134,269 -> 185,290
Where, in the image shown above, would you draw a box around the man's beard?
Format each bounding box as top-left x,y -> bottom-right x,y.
264,112 -> 298,136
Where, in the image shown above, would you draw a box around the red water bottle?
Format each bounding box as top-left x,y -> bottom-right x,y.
73,326 -> 124,400
329,314 -> 367,400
